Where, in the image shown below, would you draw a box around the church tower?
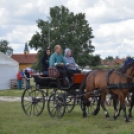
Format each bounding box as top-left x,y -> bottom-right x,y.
24,42 -> 29,54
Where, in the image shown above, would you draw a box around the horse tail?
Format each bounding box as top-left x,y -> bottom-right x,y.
79,72 -> 90,94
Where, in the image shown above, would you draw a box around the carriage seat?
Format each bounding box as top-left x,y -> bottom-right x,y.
73,73 -> 85,84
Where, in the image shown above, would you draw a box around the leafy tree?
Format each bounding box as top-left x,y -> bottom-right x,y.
29,6 -> 94,70
105,56 -> 114,61
0,40 -> 13,53
89,54 -> 101,67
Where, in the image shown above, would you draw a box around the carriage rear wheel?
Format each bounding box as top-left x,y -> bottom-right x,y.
65,94 -> 76,113
47,93 -> 66,118
21,87 -> 45,116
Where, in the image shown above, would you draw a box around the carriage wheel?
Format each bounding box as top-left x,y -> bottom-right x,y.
45,88 -> 56,96
65,95 -> 76,113
47,93 -> 65,118
21,87 -> 45,116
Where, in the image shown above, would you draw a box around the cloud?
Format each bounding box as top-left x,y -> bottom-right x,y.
93,19 -> 134,58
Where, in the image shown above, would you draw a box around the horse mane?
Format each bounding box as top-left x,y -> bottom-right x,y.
118,60 -> 134,73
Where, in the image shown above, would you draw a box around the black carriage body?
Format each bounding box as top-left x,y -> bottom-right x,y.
33,74 -> 83,92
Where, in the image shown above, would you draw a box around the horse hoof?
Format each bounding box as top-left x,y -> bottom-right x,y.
113,116 -> 117,120
93,109 -> 100,116
128,114 -> 133,119
126,120 -> 130,123
83,114 -> 87,118
106,114 -> 110,118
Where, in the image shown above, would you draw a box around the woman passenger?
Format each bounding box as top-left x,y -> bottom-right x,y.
40,48 -> 51,75
64,48 -> 81,75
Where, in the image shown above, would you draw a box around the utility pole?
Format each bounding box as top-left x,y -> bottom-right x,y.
47,17 -> 51,48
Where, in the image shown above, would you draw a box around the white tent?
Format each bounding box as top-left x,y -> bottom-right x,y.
0,52 -> 19,90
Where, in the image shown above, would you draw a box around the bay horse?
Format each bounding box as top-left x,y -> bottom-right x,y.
80,61 -> 134,122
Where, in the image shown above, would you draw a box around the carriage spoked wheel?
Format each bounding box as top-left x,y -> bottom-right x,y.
65,94 -> 76,113
21,87 -> 45,116
47,93 -> 66,118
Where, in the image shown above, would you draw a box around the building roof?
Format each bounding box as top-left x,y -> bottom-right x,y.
11,53 -> 37,64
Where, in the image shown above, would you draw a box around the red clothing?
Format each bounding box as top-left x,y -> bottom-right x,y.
17,72 -> 23,80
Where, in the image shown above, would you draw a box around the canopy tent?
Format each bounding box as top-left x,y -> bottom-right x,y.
0,52 -> 19,90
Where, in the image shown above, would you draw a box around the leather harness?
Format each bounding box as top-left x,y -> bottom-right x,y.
106,69 -> 134,90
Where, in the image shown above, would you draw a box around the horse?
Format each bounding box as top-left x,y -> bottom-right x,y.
80,61 -> 134,122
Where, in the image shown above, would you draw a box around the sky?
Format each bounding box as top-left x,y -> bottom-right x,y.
0,0 -> 134,58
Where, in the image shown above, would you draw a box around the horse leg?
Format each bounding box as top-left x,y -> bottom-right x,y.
128,93 -> 134,118
115,94 -> 129,122
93,95 -> 101,115
81,96 -> 88,118
113,95 -> 119,120
100,92 -> 110,119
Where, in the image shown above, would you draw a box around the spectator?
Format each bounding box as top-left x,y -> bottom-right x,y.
17,70 -> 23,90
24,69 -> 31,89
20,70 -> 25,78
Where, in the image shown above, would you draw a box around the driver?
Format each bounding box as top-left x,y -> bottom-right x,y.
49,45 -> 72,85
121,56 -> 133,68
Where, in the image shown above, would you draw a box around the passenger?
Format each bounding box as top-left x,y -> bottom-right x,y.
41,48 -> 51,75
24,69 -> 31,89
49,45 -> 72,85
121,56 -> 133,68
64,48 -> 81,75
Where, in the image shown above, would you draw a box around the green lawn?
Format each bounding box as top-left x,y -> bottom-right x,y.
0,102 -> 134,134
0,89 -> 24,97
0,79 -> 35,97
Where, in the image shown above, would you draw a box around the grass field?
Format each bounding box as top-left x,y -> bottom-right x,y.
0,79 -> 35,97
0,101 -> 134,134
0,89 -> 24,97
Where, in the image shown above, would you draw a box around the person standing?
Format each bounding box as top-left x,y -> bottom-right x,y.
17,70 -> 23,90
20,70 -> 25,78
24,69 -> 31,89
40,48 -> 51,75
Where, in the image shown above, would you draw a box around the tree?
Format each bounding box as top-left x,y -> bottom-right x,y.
88,54 -> 101,67
0,40 -> 13,53
29,6 -> 94,70
105,56 -> 114,61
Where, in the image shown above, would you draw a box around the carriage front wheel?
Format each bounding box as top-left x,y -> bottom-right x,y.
21,87 -> 45,116
47,93 -> 66,118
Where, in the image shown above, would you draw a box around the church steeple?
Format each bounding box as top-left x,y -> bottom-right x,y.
24,42 -> 29,54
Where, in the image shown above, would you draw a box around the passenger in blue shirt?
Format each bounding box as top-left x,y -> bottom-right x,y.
121,56 -> 133,68
49,45 -> 72,85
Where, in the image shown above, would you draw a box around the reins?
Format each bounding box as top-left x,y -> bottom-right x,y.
77,88 -> 107,97
115,70 -> 134,80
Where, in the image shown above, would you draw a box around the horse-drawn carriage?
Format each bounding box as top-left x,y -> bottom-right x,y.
21,60 -> 134,122
21,72 -> 99,118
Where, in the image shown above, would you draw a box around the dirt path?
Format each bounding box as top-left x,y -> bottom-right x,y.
0,96 -> 21,102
